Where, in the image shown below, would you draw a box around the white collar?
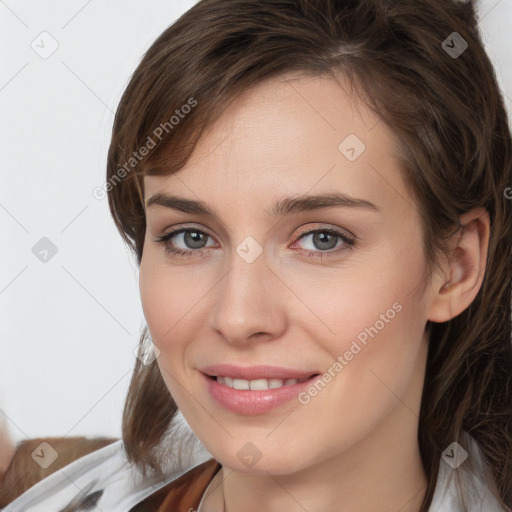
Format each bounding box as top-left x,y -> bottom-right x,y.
428,430 -> 505,511
3,414 -> 506,512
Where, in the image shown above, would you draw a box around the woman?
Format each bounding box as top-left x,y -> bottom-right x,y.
3,0 -> 511,510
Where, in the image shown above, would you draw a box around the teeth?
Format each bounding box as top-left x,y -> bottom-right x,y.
250,378 -> 271,390
269,378 -> 285,389
233,379 -> 250,390
215,376 -> 309,390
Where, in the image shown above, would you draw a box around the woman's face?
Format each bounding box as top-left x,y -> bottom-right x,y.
140,73 -> 438,474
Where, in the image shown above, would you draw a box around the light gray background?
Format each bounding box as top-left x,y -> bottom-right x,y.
1,0 -> 511,445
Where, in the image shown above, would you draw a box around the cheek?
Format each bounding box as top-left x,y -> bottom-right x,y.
294,241 -> 425,346
139,251 -> 214,363
139,257 -> 195,401
293,234 -> 429,399
139,254 -> 185,349
139,260 -> 167,340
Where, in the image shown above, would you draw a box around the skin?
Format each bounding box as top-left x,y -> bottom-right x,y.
139,73 -> 490,512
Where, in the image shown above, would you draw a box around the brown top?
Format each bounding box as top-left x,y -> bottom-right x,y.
129,458 -> 222,512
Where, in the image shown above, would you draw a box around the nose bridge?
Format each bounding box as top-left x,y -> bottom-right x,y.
211,238 -> 284,342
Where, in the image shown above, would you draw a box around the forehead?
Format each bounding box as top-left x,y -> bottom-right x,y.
144,73 -> 412,219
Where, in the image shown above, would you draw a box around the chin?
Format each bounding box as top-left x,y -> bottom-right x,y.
211,448 -> 306,475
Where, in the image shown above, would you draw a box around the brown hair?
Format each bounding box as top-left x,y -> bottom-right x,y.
106,1 -> 512,510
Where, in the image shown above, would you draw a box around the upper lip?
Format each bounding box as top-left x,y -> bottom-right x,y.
199,364 -> 320,381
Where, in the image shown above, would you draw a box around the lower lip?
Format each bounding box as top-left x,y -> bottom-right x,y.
202,373 -> 321,415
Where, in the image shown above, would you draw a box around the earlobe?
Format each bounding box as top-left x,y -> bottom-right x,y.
427,208 -> 490,324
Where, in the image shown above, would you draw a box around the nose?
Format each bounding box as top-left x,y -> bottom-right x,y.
210,246 -> 287,346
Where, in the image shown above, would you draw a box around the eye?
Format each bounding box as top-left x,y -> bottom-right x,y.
154,225 -> 356,259
154,227 -> 215,258
292,226 -> 355,259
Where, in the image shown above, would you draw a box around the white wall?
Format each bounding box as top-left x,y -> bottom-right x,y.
0,0 -> 511,445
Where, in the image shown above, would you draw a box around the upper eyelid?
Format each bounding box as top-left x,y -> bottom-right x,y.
159,222 -> 353,237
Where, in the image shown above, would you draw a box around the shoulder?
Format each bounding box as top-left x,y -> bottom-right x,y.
0,434 -> 212,512
0,436 -> 118,506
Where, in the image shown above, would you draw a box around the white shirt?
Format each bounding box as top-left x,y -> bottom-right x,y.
1,414 -> 507,512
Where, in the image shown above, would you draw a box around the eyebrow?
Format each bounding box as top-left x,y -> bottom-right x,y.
145,192 -> 380,218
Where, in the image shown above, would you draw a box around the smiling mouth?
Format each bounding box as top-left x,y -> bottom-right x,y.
207,374 -> 320,390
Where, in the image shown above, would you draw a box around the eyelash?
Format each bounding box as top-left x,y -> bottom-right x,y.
153,225 -> 356,260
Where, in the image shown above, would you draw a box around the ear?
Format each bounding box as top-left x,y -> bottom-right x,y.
427,207 -> 490,323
